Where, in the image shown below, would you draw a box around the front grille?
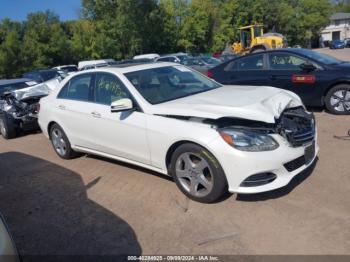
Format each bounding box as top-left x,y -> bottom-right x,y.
278,107 -> 315,147
284,155 -> 305,172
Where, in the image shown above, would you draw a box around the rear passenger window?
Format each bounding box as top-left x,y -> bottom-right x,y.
58,74 -> 92,101
237,54 -> 264,70
224,61 -> 237,71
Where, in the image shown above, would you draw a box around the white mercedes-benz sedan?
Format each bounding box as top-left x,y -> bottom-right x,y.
38,62 -> 318,203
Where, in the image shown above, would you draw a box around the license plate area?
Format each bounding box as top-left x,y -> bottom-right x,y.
304,141 -> 315,164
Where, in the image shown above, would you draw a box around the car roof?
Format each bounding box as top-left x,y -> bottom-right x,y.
157,55 -> 177,59
53,65 -> 77,68
232,48 -> 318,58
0,78 -> 34,86
25,69 -> 58,73
73,62 -> 180,75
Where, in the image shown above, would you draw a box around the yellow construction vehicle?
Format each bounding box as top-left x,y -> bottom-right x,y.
232,24 -> 286,55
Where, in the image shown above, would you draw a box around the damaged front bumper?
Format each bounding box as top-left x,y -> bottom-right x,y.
206,107 -> 318,194
208,131 -> 318,194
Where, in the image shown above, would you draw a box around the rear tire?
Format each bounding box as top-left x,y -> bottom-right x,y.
325,84 -> 350,115
169,143 -> 228,203
49,123 -> 79,159
0,114 -> 18,139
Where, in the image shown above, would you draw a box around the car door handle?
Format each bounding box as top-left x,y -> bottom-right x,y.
58,105 -> 66,110
91,111 -> 101,118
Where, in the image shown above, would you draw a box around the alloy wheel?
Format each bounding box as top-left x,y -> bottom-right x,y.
175,152 -> 214,198
51,128 -> 67,156
330,90 -> 350,112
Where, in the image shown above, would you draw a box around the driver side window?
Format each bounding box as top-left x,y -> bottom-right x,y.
94,73 -> 130,105
269,53 -> 307,70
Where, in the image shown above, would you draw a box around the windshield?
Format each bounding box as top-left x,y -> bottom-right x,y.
177,55 -> 188,62
124,65 -> 221,104
297,49 -> 343,65
40,71 -> 60,81
254,26 -> 262,37
61,66 -> 78,72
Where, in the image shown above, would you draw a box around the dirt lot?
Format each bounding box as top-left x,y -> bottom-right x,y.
316,47 -> 350,60
0,49 -> 350,258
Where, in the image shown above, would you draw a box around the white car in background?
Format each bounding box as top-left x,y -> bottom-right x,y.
78,59 -> 115,70
52,65 -> 78,74
133,53 -> 160,60
38,63 -> 318,203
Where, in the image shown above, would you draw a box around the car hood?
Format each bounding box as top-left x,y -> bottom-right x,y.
10,78 -> 60,101
332,62 -> 350,70
150,85 -> 303,123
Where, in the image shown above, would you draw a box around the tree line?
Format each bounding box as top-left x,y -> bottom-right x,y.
0,0 -> 345,78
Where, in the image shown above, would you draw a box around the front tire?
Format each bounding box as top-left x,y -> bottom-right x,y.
0,114 -> 18,139
325,85 -> 350,115
50,124 -> 79,159
169,143 -> 228,203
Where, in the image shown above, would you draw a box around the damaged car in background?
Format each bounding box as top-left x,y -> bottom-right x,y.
0,77 -> 60,139
38,63 -> 318,203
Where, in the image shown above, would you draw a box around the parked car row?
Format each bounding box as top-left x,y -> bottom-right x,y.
4,48 -> 350,203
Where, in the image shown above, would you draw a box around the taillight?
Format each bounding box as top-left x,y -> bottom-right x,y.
207,70 -> 213,78
292,75 -> 316,84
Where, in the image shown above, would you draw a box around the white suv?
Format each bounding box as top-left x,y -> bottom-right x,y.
38,63 -> 318,203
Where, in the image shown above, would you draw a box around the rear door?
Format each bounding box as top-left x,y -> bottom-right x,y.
218,53 -> 270,86
55,73 -> 96,147
266,52 -> 323,105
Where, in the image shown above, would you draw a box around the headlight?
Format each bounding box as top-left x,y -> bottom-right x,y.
219,129 -> 279,152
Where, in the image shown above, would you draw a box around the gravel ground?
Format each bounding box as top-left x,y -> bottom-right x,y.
315,47 -> 350,60
0,49 -> 349,258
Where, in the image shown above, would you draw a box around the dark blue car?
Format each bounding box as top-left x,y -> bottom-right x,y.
208,48 -> 350,114
330,40 -> 346,49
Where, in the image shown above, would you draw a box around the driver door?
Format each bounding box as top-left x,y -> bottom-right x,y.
86,72 -> 151,165
267,52 -> 322,104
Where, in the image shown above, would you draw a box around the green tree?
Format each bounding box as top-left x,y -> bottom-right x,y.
0,30 -> 22,78
334,0 -> 350,12
21,10 -> 71,71
178,0 -> 216,53
211,0 -> 238,52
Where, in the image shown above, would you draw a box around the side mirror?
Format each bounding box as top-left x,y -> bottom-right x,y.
111,98 -> 133,112
300,62 -> 316,72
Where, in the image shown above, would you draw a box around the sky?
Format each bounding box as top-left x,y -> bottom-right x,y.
0,0 -> 82,21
